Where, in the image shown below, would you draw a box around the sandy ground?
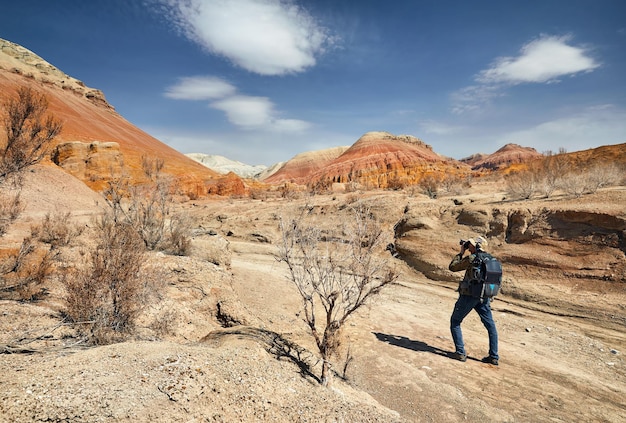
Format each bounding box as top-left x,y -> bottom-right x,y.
1,167 -> 625,422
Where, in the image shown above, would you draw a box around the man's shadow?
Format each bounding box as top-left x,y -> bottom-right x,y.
373,332 -> 480,362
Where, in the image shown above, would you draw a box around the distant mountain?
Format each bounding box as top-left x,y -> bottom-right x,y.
267,132 -> 468,189
461,143 -> 542,170
264,146 -> 350,184
0,38 -> 248,196
458,153 -> 489,167
186,153 -> 268,179
255,161 -> 285,181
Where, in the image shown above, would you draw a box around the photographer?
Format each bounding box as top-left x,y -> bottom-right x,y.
448,237 -> 499,365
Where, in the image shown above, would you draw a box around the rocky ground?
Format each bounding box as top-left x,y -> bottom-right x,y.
1,166 -> 625,422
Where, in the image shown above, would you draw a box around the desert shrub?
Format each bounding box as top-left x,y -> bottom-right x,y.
0,87 -> 61,240
440,174 -> 464,196
101,160 -> 192,254
249,188 -> 268,200
387,174 -> 407,191
127,181 -> 171,250
63,215 -> 160,344
149,307 -> 180,338
345,193 -> 360,204
344,181 -> 360,193
419,174 -> 442,199
141,154 -> 164,181
165,214 -> 193,256
561,171 -> 589,198
0,237 -> 57,301
0,190 -> 23,237
1,87 -> 63,184
278,183 -> 302,199
277,202 -> 398,386
30,211 -> 84,248
537,151 -> 570,198
505,170 -> 537,200
585,163 -> 621,193
188,236 -> 231,267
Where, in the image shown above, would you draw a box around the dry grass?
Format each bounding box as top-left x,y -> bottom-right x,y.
30,211 -> 84,248
0,190 -> 22,236
0,237 -> 57,301
62,214 -> 163,345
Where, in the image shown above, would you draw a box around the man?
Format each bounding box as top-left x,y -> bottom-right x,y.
448,236 -> 499,365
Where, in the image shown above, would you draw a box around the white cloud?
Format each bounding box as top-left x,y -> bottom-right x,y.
210,95 -> 273,127
478,34 -> 599,84
450,84 -> 503,115
164,75 -> 311,132
160,0 -> 333,75
272,118 -> 311,132
210,95 -> 311,132
452,34 -> 600,114
419,120 -> 465,135
164,76 -> 236,100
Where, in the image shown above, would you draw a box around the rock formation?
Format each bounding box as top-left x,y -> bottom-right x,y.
207,172 -> 248,196
272,132 -> 470,189
264,146 -> 349,184
52,141 -> 124,185
463,143 -> 543,170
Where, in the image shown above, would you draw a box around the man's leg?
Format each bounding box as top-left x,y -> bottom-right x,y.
450,295 -> 478,357
475,298 -> 499,360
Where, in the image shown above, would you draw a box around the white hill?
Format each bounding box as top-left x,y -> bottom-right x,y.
186,153 -> 270,179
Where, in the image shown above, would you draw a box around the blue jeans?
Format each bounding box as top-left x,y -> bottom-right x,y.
450,294 -> 499,359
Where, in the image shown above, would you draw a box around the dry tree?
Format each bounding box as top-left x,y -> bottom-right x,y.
0,86 -> 62,183
277,202 -> 398,386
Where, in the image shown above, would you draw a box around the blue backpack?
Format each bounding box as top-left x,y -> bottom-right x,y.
467,251 -> 503,298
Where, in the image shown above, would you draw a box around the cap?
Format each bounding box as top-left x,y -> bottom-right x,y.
467,236 -> 488,248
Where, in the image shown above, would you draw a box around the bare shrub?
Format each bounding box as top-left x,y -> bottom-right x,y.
30,211 -> 84,248
165,214 -> 193,256
561,171 -> 588,198
149,307 -> 180,338
0,87 -> 61,239
440,174 -> 463,196
538,150 -> 570,197
188,236 -> 231,267
101,172 -> 130,222
277,202 -> 398,386
308,179 -> 331,196
1,87 -> 63,184
585,163 -> 621,193
0,238 -> 57,301
419,174 -> 442,199
249,188 -> 268,200
505,170 -> 537,200
0,190 -> 23,237
127,180 -> 171,250
141,154 -> 164,182
100,161 -> 191,254
63,215 -> 160,344
387,174 -> 406,191
345,181 -> 360,193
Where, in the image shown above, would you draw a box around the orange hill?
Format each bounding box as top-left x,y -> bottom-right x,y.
269,132 -> 470,189
264,146 -> 349,184
461,143 -> 543,170
0,38 -> 246,197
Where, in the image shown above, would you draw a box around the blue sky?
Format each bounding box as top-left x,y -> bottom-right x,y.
1,0 -> 625,166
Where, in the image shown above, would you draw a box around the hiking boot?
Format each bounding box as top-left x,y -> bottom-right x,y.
481,356 -> 498,366
450,352 -> 467,362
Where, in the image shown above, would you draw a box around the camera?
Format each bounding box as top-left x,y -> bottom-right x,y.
459,239 -> 470,248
